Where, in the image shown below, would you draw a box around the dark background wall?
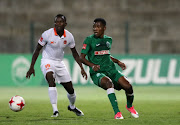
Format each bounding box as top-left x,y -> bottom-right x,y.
0,0 -> 180,54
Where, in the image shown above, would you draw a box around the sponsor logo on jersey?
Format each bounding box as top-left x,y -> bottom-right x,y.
45,64 -> 51,70
82,44 -> 87,49
96,43 -> 100,47
96,73 -> 101,77
64,40 -> 67,44
106,41 -> 110,48
94,50 -> 109,55
40,36 -> 43,42
50,41 -> 54,44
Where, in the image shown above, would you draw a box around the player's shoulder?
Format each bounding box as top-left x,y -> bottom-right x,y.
87,34 -> 94,38
43,28 -> 53,33
85,35 -> 95,40
64,29 -> 74,38
42,28 -> 54,37
104,35 -> 112,40
83,35 -> 94,43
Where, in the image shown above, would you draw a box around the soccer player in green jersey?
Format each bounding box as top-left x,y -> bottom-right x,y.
80,18 -> 139,119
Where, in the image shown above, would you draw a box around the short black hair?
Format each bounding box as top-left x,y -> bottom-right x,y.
94,18 -> 106,26
54,14 -> 66,22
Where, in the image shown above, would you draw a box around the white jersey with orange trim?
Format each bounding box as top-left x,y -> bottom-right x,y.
38,28 -> 75,61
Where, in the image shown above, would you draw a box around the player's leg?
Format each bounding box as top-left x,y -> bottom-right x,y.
91,73 -> 123,119
61,81 -> 84,116
56,61 -> 83,116
61,81 -> 75,109
117,76 -> 139,118
100,76 -> 123,119
46,71 -> 59,117
41,60 -> 59,117
118,76 -> 133,107
100,76 -> 120,114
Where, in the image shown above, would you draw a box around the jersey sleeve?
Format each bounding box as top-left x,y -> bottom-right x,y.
81,37 -> 90,54
38,32 -> 48,46
68,34 -> 75,48
109,38 -> 112,50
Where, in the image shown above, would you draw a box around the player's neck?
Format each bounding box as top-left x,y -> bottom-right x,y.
100,35 -> 104,38
57,30 -> 64,37
94,34 -> 104,39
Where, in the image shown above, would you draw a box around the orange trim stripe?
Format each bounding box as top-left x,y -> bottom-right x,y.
54,28 -> 66,37
63,30 -> 66,37
54,28 -> 58,36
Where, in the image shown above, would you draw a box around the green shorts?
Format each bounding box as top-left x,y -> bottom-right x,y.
90,69 -> 124,90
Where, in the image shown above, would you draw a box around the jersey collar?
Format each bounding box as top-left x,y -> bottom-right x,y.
54,27 -> 66,38
93,34 -> 105,39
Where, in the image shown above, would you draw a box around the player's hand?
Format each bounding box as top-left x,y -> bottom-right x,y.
81,69 -> 88,80
92,65 -> 100,72
26,67 -> 35,79
117,61 -> 126,70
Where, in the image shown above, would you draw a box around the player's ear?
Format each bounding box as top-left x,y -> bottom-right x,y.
104,26 -> 106,31
65,22 -> 67,26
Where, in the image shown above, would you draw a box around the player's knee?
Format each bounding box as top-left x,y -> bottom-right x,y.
125,84 -> 133,94
66,85 -> 74,94
61,81 -> 74,94
46,72 -> 56,87
68,88 -> 74,94
49,82 -> 56,87
100,77 -> 114,90
102,80 -> 114,90
107,81 -> 114,88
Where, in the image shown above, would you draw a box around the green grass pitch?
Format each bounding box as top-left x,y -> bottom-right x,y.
0,86 -> 179,125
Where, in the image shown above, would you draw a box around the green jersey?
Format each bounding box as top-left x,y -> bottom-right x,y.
81,34 -> 116,74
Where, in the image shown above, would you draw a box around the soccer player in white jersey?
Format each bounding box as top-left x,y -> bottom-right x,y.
26,14 -> 87,117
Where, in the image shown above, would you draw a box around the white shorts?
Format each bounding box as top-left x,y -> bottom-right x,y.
40,59 -> 72,84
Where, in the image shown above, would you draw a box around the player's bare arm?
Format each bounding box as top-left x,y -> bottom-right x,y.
26,43 -> 43,79
110,56 -> 126,70
71,47 -> 87,80
80,53 -> 100,72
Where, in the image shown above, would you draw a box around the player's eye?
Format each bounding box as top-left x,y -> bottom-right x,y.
55,20 -> 64,24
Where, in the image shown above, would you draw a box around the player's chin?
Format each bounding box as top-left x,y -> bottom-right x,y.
94,33 -> 100,38
56,27 -> 63,32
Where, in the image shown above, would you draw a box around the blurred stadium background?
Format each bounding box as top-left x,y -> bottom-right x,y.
0,0 -> 180,125
1,0 -> 180,54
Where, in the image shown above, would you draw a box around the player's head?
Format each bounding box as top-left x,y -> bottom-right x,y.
93,18 -> 106,38
54,14 -> 67,33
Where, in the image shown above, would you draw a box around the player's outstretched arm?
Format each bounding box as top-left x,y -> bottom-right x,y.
80,53 -> 100,72
70,47 -> 87,80
26,43 -> 43,79
110,55 -> 126,70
